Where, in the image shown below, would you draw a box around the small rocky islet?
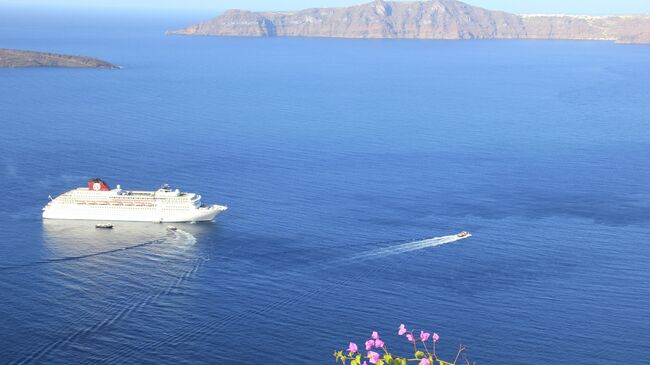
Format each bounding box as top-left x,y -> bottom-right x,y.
0,49 -> 117,69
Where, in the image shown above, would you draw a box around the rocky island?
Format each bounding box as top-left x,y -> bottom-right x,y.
0,49 -> 117,68
170,0 -> 650,44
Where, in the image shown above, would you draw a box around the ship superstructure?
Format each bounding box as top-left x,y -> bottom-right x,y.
42,178 -> 227,223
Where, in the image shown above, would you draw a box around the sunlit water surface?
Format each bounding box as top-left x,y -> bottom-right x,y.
1,8 -> 650,365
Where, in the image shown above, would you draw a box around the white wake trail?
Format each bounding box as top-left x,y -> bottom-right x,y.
335,234 -> 465,265
171,229 -> 197,246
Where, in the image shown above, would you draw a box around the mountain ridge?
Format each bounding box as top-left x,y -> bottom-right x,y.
170,0 -> 650,44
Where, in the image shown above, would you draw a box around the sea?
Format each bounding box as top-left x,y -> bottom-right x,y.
1,6 -> 649,365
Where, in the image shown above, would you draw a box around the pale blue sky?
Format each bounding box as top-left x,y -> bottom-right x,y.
3,0 -> 650,15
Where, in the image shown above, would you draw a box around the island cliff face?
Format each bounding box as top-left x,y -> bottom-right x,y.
170,0 -> 650,44
0,49 -> 117,68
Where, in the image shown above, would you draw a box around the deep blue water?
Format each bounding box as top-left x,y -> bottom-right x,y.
1,8 -> 650,365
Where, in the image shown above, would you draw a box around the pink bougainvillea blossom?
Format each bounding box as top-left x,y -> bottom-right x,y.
365,339 -> 375,351
398,324 -> 407,336
406,333 -> 415,342
367,351 -> 380,364
420,331 -> 431,342
334,325 -> 467,365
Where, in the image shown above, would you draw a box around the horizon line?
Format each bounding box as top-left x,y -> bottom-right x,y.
2,0 -> 649,17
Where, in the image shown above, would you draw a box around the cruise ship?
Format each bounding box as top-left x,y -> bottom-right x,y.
42,178 -> 227,223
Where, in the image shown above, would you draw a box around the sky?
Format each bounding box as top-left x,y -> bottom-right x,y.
2,0 -> 650,15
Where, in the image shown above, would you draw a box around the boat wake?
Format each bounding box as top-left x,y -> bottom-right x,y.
3,226 -> 198,272
11,257 -> 207,365
169,229 -> 197,246
10,237 -> 206,365
0,237 -> 167,271
11,231 -> 469,363
94,233 -> 471,363
332,234 -> 466,265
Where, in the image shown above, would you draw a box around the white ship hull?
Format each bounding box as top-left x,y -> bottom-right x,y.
43,179 -> 228,223
43,204 -> 226,223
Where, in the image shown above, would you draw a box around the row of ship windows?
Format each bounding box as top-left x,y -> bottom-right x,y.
70,193 -> 189,199
62,198 -> 190,203
58,200 -> 192,207
57,204 -> 191,211
83,206 -> 191,211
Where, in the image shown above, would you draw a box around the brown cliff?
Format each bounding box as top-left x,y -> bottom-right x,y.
170,0 -> 650,44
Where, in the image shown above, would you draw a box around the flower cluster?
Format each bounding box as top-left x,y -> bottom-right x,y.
334,324 -> 468,365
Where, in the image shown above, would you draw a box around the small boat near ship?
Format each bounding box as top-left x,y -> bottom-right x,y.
167,226 -> 178,231
95,223 -> 114,229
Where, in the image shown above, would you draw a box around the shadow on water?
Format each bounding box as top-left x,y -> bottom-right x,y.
0,239 -> 165,270
0,220 -> 204,271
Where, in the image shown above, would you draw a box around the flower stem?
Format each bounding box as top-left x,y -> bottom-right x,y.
421,339 -> 433,358
410,332 -> 417,353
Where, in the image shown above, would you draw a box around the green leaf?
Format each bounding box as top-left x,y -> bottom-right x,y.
334,351 -> 344,363
415,351 -> 426,359
383,353 -> 393,364
350,354 -> 361,365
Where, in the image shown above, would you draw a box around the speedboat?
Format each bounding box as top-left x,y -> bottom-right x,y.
96,223 -> 114,229
457,231 -> 471,238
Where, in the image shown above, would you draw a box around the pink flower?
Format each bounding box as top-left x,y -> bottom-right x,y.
347,342 -> 358,353
432,333 -> 440,342
365,339 -> 374,351
367,351 -> 380,364
420,331 -> 431,342
371,331 -> 380,340
398,324 -> 407,336
406,333 -> 415,342
362,362 -> 368,365
419,359 -> 431,365
374,339 -> 385,348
